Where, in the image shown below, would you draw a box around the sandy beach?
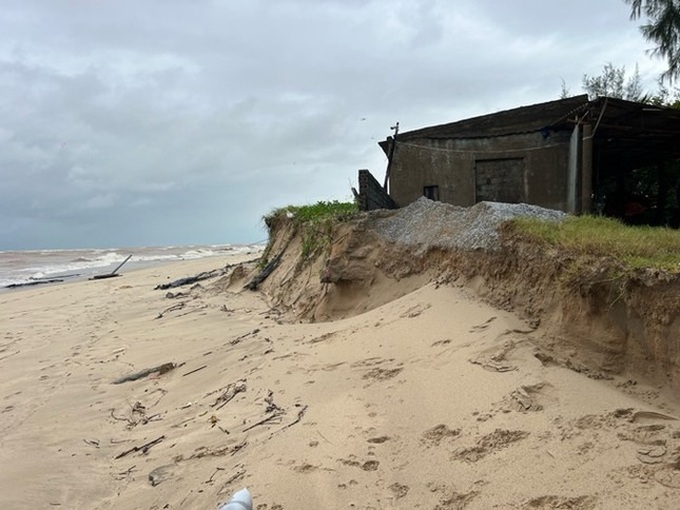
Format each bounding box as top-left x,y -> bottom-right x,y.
2,253 -> 680,509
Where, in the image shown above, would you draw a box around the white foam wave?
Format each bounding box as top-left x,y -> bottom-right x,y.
1,243 -> 264,288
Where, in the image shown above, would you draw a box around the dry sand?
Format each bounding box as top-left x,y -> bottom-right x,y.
1,255 -> 680,509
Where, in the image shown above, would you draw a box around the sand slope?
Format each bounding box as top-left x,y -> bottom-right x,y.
1,256 -> 680,509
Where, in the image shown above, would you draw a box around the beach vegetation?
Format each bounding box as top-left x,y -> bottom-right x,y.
264,200 -> 358,260
508,215 -> 680,273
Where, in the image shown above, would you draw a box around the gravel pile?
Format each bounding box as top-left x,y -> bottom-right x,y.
371,197 -> 566,252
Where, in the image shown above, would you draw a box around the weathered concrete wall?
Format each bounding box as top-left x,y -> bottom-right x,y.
389,131 -> 572,211
358,169 -> 397,211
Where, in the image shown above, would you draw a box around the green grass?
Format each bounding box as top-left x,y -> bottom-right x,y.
508,215 -> 680,272
265,200 -> 358,260
268,200 -> 358,224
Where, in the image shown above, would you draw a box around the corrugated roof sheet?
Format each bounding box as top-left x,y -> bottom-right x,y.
389,95 -> 590,142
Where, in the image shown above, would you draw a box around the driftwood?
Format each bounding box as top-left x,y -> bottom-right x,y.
115,435 -> 165,459
156,302 -> 186,319
242,389 -> 285,431
279,405 -> 308,433
90,273 -> 121,281
230,328 -> 260,346
155,270 -> 220,290
243,412 -> 284,432
155,258 -> 262,291
188,440 -> 247,460
112,362 -> 177,384
90,254 -> 132,280
244,253 -> 282,290
217,469 -> 246,495
5,279 -> 64,289
182,365 -> 207,377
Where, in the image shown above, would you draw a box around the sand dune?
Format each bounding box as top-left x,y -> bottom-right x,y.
1,255 -> 680,509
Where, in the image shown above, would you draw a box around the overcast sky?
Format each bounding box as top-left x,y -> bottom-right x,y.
0,0 -> 667,249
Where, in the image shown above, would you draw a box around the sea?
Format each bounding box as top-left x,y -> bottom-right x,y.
0,244 -> 264,289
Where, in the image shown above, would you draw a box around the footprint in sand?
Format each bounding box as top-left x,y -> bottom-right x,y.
307,332 -> 336,344
351,357 -> 393,368
454,429 -> 529,462
339,456 -> 381,471
399,303 -> 431,318
421,424 -> 462,447
362,366 -> 403,382
292,462 -> 321,473
427,483 -> 479,510
469,339 -> 518,373
352,357 -> 404,382
389,482 -> 410,499
469,316 -> 497,332
498,382 -> 554,413
431,339 -> 452,347
337,479 -> 359,490
523,495 -> 596,509
367,436 -> 391,444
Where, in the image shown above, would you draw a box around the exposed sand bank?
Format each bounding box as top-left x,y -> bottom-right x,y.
2,253 -> 680,509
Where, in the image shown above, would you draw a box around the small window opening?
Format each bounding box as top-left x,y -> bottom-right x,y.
423,185 -> 440,201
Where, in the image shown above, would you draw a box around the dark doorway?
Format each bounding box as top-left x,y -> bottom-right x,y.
475,158 -> 525,203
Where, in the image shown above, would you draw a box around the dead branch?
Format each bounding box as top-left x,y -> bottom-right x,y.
243,411 -> 284,432
155,302 -> 186,319
173,305 -> 209,318
183,365 -> 207,377
213,381 -> 247,410
264,390 -> 283,413
112,362 -> 177,384
113,465 -> 137,481
244,252 -> 282,290
279,404 -> 308,433
154,269 -> 222,290
218,469 -> 246,495
109,408 -> 132,424
205,467 -> 225,484
6,279 -> 63,288
114,435 -> 165,459
230,329 -> 260,346
189,440 -> 247,459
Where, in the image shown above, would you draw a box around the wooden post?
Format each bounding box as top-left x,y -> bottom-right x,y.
383,122 -> 399,191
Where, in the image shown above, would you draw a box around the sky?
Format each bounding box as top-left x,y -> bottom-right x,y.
0,0 -> 668,250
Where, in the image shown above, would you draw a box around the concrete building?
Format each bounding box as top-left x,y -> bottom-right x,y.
378,95 -> 680,224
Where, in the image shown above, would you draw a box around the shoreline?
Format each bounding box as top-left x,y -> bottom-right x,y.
0,248 -> 262,294
0,243 -> 265,290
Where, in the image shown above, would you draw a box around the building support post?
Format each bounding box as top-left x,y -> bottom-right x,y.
567,124 -> 581,214
581,123 -> 593,214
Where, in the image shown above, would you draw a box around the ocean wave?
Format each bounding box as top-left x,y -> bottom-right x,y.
1,244 -> 263,288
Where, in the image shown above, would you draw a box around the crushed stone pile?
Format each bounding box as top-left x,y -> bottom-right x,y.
371,197 -> 566,252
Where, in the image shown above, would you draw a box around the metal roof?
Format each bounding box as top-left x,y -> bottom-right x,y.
379,95 -> 680,166
386,95 -> 589,143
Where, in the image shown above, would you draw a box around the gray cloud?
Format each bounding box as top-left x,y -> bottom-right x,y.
0,0 -> 667,249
